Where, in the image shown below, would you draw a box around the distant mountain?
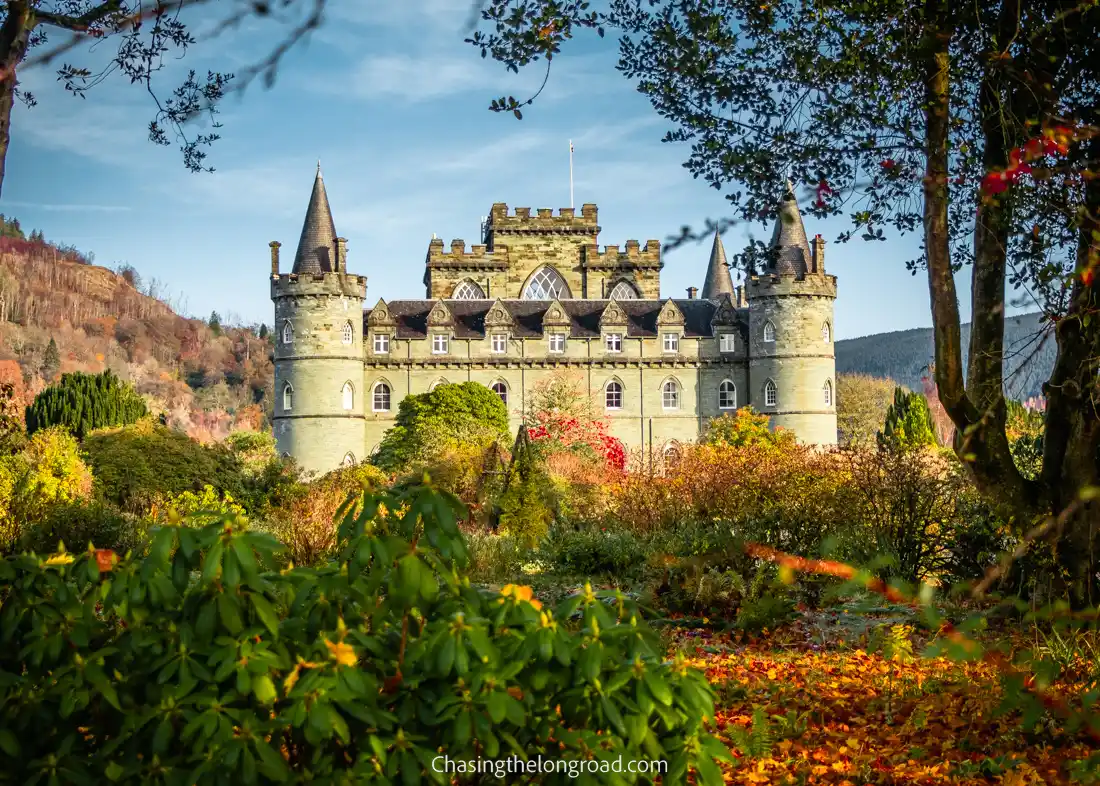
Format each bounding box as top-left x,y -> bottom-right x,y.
835,312 -> 1055,400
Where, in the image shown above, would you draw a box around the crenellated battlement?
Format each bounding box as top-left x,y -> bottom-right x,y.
585,239 -> 662,269
746,271 -> 837,299
485,202 -> 600,235
271,271 -> 367,300
426,237 -> 510,268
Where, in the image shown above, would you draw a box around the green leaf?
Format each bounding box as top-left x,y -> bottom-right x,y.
217,593 -> 243,635
438,634 -> 457,675
250,593 -> 280,637
644,671 -> 673,706
487,690 -> 507,723
0,729 -> 19,757
202,541 -> 224,585
253,674 -> 277,705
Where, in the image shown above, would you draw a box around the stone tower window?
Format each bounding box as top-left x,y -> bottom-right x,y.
341,320 -> 354,345
282,321 -> 294,344
523,266 -> 570,299
662,379 -> 680,410
282,383 -> 293,411
342,381 -> 354,411
605,380 -> 623,410
452,280 -> 486,299
342,452 -> 356,467
719,380 -> 737,410
490,380 -> 508,405
823,379 -> 833,406
763,321 -> 776,343
372,382 -> 391,412
822,321 -> 831,343
764,379 -> 777,407
608,280 -> 639,299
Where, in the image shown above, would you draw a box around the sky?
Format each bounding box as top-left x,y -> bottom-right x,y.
0,0 -> 1028,340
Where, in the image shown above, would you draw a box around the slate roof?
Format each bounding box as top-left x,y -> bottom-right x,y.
367,299 -> 744,340
701,231 -> 735,299
291,165 -> 338,275
767,180 -> 811,277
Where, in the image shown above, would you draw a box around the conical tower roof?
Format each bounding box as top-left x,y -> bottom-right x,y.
767,180 -> 811,277
292,163 -> 338,275
701,230 -> 735,299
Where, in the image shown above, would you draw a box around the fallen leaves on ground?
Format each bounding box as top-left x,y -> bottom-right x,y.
665,626 -> 1096,785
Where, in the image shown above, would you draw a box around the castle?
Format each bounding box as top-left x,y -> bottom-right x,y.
270,167 -> 838,477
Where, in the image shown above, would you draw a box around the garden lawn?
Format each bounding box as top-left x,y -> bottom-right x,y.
666,624 -> 1095,785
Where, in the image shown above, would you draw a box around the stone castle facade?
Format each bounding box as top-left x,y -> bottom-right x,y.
270,167 -> 838,477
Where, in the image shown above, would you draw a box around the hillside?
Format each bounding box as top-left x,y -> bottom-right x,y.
0,233 -> 274,442
835,312 -> 1055,400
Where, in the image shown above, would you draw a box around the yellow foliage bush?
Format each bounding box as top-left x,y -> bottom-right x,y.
156,484 -> 246,526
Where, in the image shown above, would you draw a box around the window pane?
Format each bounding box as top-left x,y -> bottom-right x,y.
452,281 -> 486,299
523,267 -> 570,299
608,280 -> 638,299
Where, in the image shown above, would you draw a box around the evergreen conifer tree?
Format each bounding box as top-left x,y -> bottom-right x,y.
42,338 -> 60,381
208,311 -> 222,336
25,370 -> 148,440
258,323 -> 269,340
877,387 -> 937,451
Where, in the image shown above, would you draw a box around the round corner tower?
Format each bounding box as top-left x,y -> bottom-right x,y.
270,166 -> 367,476
746,183 -> 838,445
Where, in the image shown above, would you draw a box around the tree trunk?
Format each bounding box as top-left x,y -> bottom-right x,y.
0,2 -> 33,199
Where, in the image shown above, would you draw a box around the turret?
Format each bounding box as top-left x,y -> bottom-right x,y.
701,230 -> 735,300
270,165 -> 368,476
746,181 -> 838,445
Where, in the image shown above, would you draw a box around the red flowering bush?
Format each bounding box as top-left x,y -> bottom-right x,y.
523,372 -> 627,472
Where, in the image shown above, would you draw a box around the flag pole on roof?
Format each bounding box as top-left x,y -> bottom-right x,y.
569,140 -> 574,209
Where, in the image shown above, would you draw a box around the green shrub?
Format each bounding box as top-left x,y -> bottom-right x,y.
0,482 -> 730,785
25,369 -> 147,439
464,530 -> 534,583
22,500 -> 147,556
540,524 -> 649,580
82,420 -> 246,514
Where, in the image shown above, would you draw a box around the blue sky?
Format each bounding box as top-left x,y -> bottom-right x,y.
0,0 -> 1027,339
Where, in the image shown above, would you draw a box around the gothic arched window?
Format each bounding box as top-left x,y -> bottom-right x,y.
663,443 -> 682,471
282,383 -> 293,411
719,379 -> 737,410
372,382 -> 391,412
522,266 -> 571,300
605,380 -> 623,410
823,379 -> 833,406
608,280 -> 639,300
822,321 -> 831,343
342,381 -> 354,411
764,379 -> 778,407
763,321 -> 776,343
662,379 -> 680,410
282,321 -> 294,344
341,320 -> 354,345
342,452 -> 356,467
452,280 -> 486,299
490,380 -> 508,405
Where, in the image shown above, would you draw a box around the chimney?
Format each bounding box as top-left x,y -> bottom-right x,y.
479,216 -> 488,243
335,237 -> 348,273
686,287 -> 698,300
269,241 -> 281,276
736,285 -> 746,307
812,234 -> 826,274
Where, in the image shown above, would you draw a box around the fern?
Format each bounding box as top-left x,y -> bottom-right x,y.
730,707 -> 775,759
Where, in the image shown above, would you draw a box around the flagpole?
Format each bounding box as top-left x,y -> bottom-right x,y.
569,140 -> 574,209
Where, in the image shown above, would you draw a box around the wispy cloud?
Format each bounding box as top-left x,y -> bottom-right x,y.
1,201 -> 132,212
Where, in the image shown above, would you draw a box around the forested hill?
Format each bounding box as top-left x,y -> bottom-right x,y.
835,312 -> 1054,400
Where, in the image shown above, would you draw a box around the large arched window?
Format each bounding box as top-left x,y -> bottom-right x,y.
522,266 -> 570,299
282,321 -> 294,344
372,382 -> 391,412
823,379 -> 833,406
663,442 -> 682,471
763,321 -> 776,343
429,378 -> 449,392
822,321 -> 832,343
341,320 -> 354,345
719,380 -> 737,410
608,280 -> 639,300
342,381 -> 354,411
282,382 -> 293,411
605,379 -> 623,410
452,280 -> 486,299
490,380 -> 508,405
662,379 -> 680,410
342,452 -> 356,467
764,379 -> 778,407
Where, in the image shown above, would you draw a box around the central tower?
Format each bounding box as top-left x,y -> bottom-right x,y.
270,166 -> 367,477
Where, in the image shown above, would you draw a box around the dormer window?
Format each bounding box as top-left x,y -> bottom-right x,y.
662,333 -> 679,353
432,335 -> 449,354
491,333 -> 508,353
373,333 -> 390,354
605,333 -> 622,353
548,334 -> 566,353
720,333 -> 736,352
282,321 -> 293,344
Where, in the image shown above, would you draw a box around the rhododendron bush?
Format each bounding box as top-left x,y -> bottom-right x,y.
523,372 -> 627,472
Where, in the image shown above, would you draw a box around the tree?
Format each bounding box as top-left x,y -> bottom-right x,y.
25,369 -> 147,439
468,0 -> 1100,602
523,370 -> 626,470
836,374 -> 900,447
257,322 -> 268,340
208,310 -> 221,336
0,1 -> 330,196
372,382 -> 510,473
701,407 -> 794,449
0,212 -> 21,238
41,336 -> 59,380
878,388 -> 938,451
0,380 -> 25,455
